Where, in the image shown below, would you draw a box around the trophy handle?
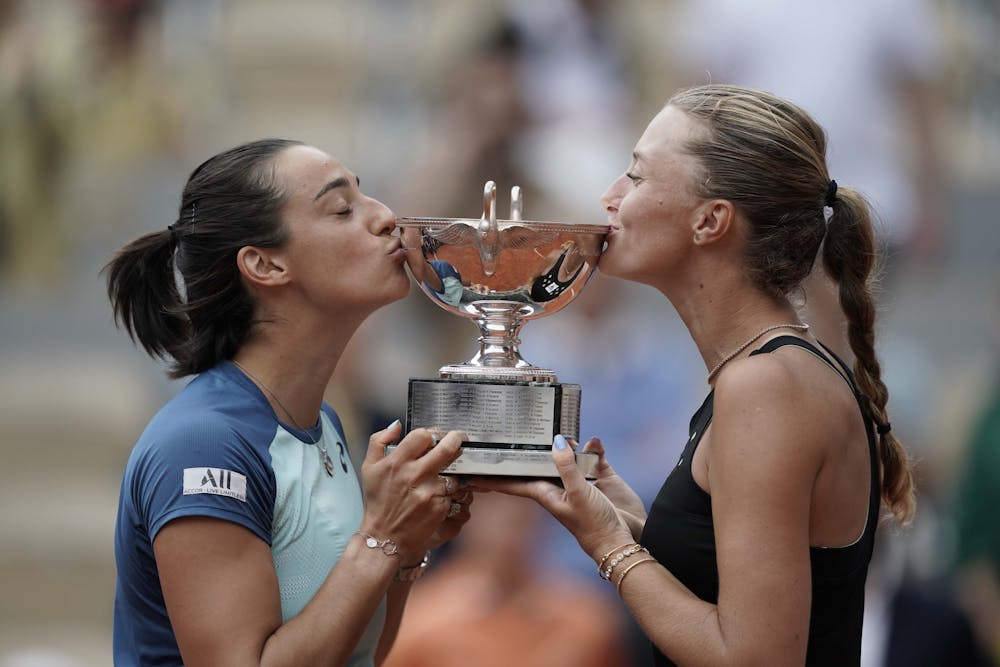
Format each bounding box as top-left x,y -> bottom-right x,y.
510,185 -> 522,221
478,181 -> 499,276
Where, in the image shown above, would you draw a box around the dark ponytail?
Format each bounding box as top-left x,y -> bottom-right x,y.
105,229 -> 189,366
822,188 -> 916,525
104,138 -> 303,378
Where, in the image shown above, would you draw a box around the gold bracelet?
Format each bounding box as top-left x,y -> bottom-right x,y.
601,544 -> 648,581
598,542 -> 636,572
615,556 -> 657,594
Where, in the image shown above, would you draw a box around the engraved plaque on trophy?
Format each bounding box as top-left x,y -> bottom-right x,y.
395,181 -> 608,477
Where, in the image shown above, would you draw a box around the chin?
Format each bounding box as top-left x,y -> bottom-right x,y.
385,270 -> 412,302
596,252 -> 623,279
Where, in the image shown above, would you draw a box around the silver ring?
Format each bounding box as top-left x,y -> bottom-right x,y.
447,501 -> 462,518
442,476 -> 456,496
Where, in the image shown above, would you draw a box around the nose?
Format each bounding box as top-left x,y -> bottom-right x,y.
600,175 -> 625,212
368,196 -> 396,236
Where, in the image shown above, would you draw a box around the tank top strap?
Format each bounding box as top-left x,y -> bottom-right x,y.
750,335 -> 852,388
749,335 -> 882,532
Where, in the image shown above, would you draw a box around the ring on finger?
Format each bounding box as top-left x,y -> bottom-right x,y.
447,501 -> 462,518
442,476 -> 456,496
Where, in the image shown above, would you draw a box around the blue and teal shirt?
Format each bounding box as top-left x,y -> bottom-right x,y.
113,361 -> 385,666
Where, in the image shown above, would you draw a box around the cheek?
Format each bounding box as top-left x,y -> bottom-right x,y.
618,190 -> 660,227
602,197 -> 683,280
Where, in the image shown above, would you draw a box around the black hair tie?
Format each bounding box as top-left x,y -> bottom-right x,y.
876,422 -> 892,435
824,179 -> 838,207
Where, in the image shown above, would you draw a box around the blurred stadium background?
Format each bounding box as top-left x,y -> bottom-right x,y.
1,1 -> 998,665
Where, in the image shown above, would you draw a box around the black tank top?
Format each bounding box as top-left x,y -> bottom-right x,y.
641,337 -> 880,666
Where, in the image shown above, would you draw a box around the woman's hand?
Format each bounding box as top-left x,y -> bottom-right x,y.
360,422 -> 467,562
581,438 -> 647,540
471,435 -> 634,563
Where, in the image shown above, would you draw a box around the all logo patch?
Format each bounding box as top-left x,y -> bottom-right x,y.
183,467 -> 247,502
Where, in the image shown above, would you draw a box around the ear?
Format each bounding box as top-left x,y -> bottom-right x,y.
692,199 -> 736,246
236,246 -> 290,288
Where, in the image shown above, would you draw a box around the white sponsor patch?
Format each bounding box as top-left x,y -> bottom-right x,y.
183,467 -> 247,502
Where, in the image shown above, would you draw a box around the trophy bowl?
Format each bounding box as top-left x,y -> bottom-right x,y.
396,181 -> 609,477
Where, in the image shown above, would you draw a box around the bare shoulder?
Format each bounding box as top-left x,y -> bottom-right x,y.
709,350 -> 831,481
713,349 -> 826,424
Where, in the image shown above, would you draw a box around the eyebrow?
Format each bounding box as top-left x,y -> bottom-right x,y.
631,150 -> 645,164
313,175 -> 360,202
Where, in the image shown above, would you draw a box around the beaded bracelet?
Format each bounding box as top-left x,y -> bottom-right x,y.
598,542 -> 636,573
615,556 -> 657,594
600,544 -> 649,581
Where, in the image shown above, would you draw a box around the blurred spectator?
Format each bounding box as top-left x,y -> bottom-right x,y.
0,1 -> 84,287
951,299 -> 1000,664
381,493 -> 630,667
501,0 -> 635,224
862,530 -> 992,666
390,18 -> 533,218
0,0 -> 186,290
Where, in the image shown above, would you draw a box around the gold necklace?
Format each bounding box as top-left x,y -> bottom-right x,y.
231,359 -> 336,476
706,323 -> 810,383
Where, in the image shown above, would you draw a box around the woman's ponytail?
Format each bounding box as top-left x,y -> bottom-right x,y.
104,228 -> 189,366
822,187 -> 916,525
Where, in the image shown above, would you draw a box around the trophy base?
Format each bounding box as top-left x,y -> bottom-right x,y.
387,444 -> 598,479
405,377 -> 596,478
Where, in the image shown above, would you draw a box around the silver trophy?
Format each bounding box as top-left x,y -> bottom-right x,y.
396,181 -> 609,477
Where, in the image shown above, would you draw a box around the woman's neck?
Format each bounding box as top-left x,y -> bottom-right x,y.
233,315 -> 359,428
664,274 -> 802,382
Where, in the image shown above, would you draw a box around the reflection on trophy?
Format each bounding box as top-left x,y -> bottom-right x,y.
396,181 -> 609,477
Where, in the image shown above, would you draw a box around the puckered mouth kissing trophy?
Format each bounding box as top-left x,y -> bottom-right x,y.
395,181 -> 609,477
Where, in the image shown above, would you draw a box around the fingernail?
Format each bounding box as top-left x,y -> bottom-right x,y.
553,434 -> 569,451
387,419 -> 401,430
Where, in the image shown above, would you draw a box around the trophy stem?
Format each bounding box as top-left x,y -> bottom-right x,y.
438,301 -> 557,382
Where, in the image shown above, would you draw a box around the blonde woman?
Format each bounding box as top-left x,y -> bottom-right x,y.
481,85 -> 914,666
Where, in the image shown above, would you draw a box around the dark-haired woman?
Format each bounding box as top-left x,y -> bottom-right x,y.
106,139 -> 471,666
480,84 -> 915,666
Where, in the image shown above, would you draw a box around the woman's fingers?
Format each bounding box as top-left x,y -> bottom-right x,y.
551,434 -> 589,497
414,430 -> 466,475
581,437 -> 605,457
364,419 -> 403,466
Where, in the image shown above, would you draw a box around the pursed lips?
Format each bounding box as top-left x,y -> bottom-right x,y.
386,238 -> 406,257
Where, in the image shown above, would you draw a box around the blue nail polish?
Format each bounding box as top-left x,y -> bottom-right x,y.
553,434 -> 569,450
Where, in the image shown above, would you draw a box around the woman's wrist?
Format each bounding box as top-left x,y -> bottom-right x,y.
355,530 -> 401,558
393,551 -> 432,583
589,530 -> 640,567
